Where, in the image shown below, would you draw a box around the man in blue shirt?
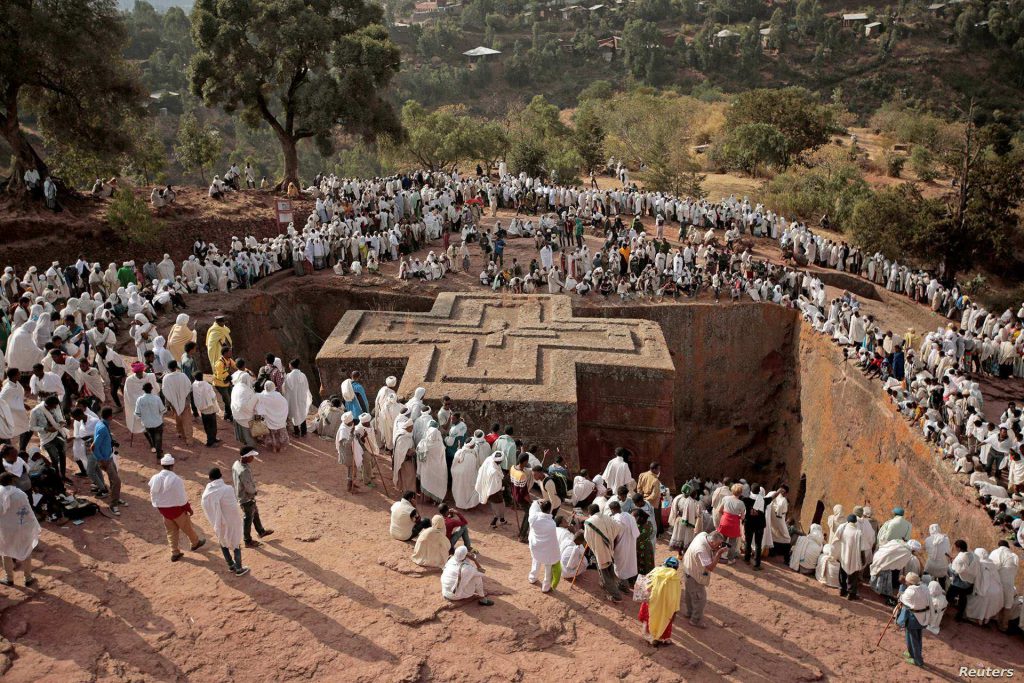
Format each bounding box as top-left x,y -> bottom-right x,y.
92,407 -> 125,516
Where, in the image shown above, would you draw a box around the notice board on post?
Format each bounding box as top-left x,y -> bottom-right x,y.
276,199 -> 293,225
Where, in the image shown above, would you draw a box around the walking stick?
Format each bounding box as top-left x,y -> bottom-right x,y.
370,448 -> 391,499
876,609 -> 897,648
570,542 -> 590,590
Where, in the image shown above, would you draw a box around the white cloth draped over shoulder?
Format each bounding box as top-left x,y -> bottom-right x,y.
283,369 -> 313,426
201,479 -> 244,549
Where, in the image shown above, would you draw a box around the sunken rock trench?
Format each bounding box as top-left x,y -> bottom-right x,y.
224,283 -> 1004,549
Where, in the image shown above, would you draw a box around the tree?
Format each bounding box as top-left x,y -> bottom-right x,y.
768,8 -> 789,51
394,101 -> 477,171
846,184 -> 946,263
174,112 -> 222,184
712,122 -> 788,176
0,0 -> 144,191
622,19 -> 666,84
724,87 -> 836,163
107,184 -> 163,245
571,103 -> 607,174
190,0 -> 401,190
598,91 -> 705,196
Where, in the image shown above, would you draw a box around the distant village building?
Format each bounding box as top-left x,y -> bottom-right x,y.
713,28 -> 741,47
864,21 -> 882,37
842,12 -> 869,28
597,35 -> 621,61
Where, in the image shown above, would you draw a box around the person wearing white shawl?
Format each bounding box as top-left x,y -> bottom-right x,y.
964,548 -> 1002,624
282,359 -> 312,436
475,452 -> 506,527
470,430 -> 491,469
528,499 -> 561,592
832,514 -> 864,599
769,485 -> 791,553
123,364 -> 156,437
441,545 -> 492,605
896,573 -> 930,667
391,418 -> 416,491
335,412 -> 361,493
450,441 -> 480,508
789,524 -> 825,573
923,524 -> 950,582
601,448 -> 634,493
405,386 -> 426,423
6,321 -> 43,373
924,580 -> 947,634
609,499 -> 639,587
571,473 -> 596,507
988,541 -> 1020,630
373,376 -> 398,439
201,467 -> 248,576
256,381 -> 290,452
230,374 -> 259,448
160,360 -> 193,446
870,539 -> 915,604
130,313 -> 155,360
558,521 -> 587,580
668,486 -> 700,553
413,405 -> 433,446
417,423 -> 447,504
815,543 -> 841,587
0,475 -> 40,586
1,374 -> 31,450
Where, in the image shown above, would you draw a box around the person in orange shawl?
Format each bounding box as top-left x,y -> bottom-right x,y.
638,556 -> 682,646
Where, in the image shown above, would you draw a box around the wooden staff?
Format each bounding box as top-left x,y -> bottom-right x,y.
876,609 -> 897,648
570,543 -> 590,590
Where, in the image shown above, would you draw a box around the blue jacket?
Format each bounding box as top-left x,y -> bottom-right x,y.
93,420 -> 113,461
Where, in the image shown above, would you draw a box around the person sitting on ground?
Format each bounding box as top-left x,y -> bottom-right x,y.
411,514 -> 449,568
441,546 -> 493,606
390,490 -> 431,542
438,503 -> 473,554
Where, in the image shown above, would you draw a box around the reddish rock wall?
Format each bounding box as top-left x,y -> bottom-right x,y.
795,325 -> 1007,549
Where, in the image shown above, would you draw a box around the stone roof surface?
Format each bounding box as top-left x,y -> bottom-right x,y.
318,292 -> 674,404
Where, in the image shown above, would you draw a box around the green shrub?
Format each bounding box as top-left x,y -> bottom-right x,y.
107,187 -> 162,245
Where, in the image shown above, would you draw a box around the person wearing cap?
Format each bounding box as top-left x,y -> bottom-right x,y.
877,507 -> 912,545
895,572 -> 930,667
201,467 -> 249,577
233,447 -> 274,547
205,315 -> 232,375
335,412 -> 361,494
148,454 -> 206,562
639,556 -> 682,646
212,347 -> 237,423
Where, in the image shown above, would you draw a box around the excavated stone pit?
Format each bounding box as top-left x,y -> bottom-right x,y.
212,278 -> 1005,550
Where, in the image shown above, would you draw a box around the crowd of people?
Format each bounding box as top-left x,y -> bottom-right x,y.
2,166 -> 1023,664
368,372 -> 1021,661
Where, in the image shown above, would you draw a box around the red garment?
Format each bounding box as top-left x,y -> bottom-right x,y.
157,503 -> 193,520
718,511 -> 742,539
638,602 -> 674,640
484,432 -> 499,445
442,511 -> 467,538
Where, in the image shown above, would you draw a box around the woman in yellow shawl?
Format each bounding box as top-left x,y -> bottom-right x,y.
166,313 -> 197,363
411,515 -> 449,568
638,557 -> 681,646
